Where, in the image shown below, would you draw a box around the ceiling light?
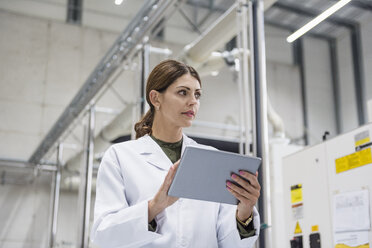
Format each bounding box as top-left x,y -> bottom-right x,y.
286,0 -> 352,43
211,71 -> 219,76
115,0 -> 124,5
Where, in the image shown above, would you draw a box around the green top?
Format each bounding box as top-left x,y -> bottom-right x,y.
150,135 -> 183,163
148,135 -> 255,238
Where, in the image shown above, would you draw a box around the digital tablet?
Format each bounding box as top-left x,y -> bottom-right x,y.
168,146 -> 261,205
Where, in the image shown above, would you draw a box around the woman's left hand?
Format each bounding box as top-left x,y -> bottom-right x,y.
226,171 -> 261,221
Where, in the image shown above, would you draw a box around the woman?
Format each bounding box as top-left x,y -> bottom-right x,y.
91,60 -> 261,248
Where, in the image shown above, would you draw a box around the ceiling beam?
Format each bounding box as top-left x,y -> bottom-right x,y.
352,0 -> 372,12
265,19 -> 335,41
273,1 -> 357,29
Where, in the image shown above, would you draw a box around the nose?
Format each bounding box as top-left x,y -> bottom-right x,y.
188,94 -> 198,105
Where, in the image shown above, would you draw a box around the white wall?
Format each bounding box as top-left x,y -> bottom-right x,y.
0,171 -> 51,248
303,37 -> 337,144
0,10 -> 128,161
265,26 -> 304,142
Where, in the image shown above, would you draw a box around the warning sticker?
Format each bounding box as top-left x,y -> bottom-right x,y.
335,244 -> 370,248
291,184 -> 303,204
294,221 -> 302,234
292,203 -> 304,220
335,148 -> 372,174
355,130 -> 370,147
311,225 -> 319,232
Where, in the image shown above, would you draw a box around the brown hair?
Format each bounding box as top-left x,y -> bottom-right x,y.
134,59 -> 201,139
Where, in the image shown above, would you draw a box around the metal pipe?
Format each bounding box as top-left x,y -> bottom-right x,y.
77,107 -> 95,248
350,24 -> 366,125
234,57 -> 245,155
149,46 -> 172,55
249,0 -> 272,247
181,0 -> 276,66
0,158 -> 58,172
141,43 -> 151,116
95,106 -> 121,115
329,39 -> 342,134
49,144 -> 63,248
248,1 -> 257,157
236,0 -> 252,156
293,38 -> 309,145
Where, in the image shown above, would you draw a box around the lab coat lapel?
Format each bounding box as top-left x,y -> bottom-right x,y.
181,133 -> 197,156
139,135 -> 173,171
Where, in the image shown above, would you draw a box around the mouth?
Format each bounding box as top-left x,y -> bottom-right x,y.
182,110 -> 195,117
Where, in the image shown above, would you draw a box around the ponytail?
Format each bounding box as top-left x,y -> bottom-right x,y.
134,109 -> 155,139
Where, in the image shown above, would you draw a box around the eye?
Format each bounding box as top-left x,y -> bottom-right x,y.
178,90 -> 187,96
195,92 -> 201,99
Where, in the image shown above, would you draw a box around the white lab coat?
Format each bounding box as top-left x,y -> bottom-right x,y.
91,134 -> 260,248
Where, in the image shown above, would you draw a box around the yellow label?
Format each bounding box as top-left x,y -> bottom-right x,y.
291,184 -> 303,203
335,244 -> 369,248
311,225 -> 319,232
335,148 -> 372,174
355,137 -> 370,147
294,221 -> 302,234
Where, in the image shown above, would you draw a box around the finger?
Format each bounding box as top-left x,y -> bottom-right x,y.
231,174 -> 251,191
238,171 -> 261,190
161,161 -> 180,192
226,181 -> 251,199
226,186 -> 255,206
230,174 -> 260,198
227,180 -> 260,199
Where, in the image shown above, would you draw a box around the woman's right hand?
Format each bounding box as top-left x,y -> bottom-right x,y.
148,160 -> 180,222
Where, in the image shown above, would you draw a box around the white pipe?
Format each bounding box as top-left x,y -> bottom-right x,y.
149,46 -> 172,55
267,98 -> 285,138
183,3 -> 238,64
61,175 -> 97,193
181,0 -> 276,66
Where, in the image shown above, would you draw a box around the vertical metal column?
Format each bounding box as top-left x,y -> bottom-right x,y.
350,24 -> 366,125
141,43 -> 151,116
293,38 -> 309,145
329,39 -> 342,134
236,0 -> 252,156
78,107 -> 95,248
48,144 -> 63,248
234,57 -> 246,155
249,0 -> 271,247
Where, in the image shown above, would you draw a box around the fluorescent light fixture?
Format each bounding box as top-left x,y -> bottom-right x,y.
115,0 -> 124,5
286,0 -> 352,43
211,71 -> 219,76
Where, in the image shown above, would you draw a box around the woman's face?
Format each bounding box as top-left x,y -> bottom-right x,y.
157,73 -> 201,128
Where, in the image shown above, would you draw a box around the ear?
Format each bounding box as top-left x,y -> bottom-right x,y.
149,90 -> 161,109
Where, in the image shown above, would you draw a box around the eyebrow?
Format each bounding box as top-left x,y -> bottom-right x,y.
176,86 -> 202,91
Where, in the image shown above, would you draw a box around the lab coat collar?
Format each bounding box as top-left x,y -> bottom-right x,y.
138,133 -> 196,171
